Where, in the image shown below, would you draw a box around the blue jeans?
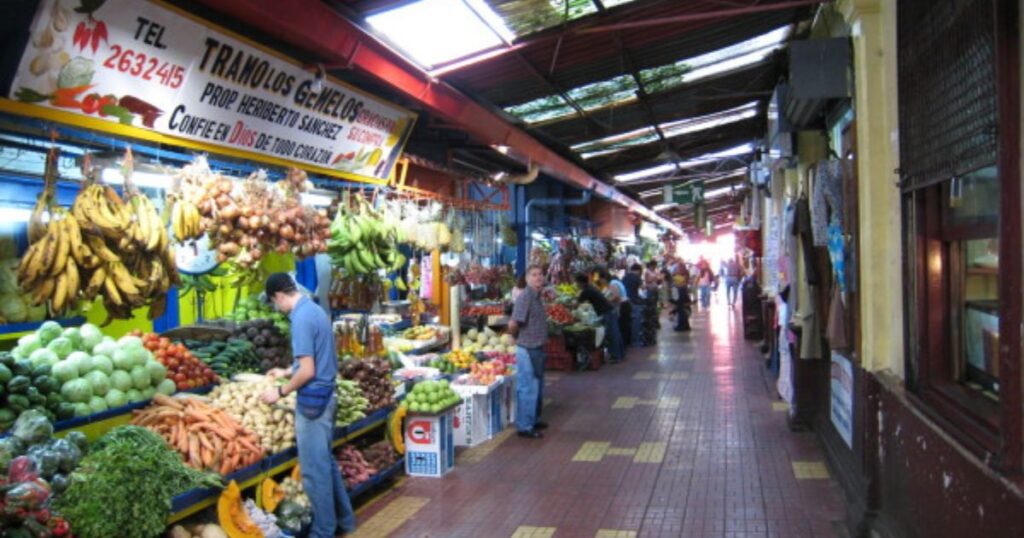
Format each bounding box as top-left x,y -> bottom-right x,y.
699,285 -> 711,308
515,345 -> 544,431
630,302 -> 644,346
603,311 -> 624,361
296,395 -> 355,536
725,277 -> 739,304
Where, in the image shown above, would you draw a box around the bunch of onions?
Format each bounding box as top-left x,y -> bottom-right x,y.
195,168 -> 331,267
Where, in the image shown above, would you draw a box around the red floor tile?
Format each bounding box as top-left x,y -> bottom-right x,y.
355,306 -> 846,537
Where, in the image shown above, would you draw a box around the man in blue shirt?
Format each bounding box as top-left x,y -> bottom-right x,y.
261,273 -> 355,537
621,264 -> 645,346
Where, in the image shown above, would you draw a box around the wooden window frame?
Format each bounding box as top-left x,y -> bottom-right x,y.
903,0 -> 1021,473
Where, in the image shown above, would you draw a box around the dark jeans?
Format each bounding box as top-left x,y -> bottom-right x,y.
674,286 -> 691,331
603,310 -> 625,362
619,302 -> 632,346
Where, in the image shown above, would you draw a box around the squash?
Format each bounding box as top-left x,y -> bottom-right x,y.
259,477 -> 285,513
388,404 -> 407,454
290,463 -> 302,483
217,481 -> 261,538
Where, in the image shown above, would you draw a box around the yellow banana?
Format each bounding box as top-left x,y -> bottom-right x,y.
109,262 -> 141,295
31,278 -> 54,307
86,235 -> 121,263
85,264 -> 107,298
65,258 -> 79,305
17,242 -> 43,287
49,218 -> 70,277
103,275 -> 123,306
172,201 -> 184,241
52,271 -> 68,314
36,223 -> 59,279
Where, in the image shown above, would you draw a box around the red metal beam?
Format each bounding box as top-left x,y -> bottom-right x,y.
192,0 -> 682,235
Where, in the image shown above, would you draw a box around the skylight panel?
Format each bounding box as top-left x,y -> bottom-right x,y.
705,184 -> 746,199
566,74 -> 639,111
367,0 -> 513,68
505,94 -> 578,123
490,0 -> 599,36
638,188 -> 663,198
600,0 -> 639,7
640,25 -> 792,93
572,102 -> 759,160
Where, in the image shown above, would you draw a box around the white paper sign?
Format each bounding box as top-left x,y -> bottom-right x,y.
10,0 -> 416,181
830,352 -> 854,448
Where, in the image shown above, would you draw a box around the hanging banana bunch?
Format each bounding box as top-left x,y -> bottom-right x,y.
449,210 -> 465,254
326,192 -> 407,277
22,148 -> 178,324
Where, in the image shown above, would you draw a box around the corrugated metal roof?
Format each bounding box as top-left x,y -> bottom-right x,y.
337,0 -> 815,214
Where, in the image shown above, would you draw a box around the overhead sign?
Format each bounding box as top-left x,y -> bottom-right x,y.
9,0 -> 416,182
672,182 -> 704,205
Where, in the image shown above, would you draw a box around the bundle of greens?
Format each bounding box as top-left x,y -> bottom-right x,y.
53,426 -> 222,538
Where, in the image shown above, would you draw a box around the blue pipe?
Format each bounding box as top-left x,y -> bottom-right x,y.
519,189 -> 592,274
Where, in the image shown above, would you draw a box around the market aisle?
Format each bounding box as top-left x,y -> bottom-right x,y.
352,304 -> 848,538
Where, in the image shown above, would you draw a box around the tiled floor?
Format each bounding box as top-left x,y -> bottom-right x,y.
352,302 -> 848,537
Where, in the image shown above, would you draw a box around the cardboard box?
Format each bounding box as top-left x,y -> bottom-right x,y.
451,379 -> 502,447
404,410 -> 455,477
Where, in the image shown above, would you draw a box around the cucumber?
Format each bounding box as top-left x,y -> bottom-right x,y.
7,375 -> 30,394
0,363 -> 11,384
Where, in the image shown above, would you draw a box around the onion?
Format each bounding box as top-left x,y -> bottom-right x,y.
237,216 -> 249,229
221,204 -> 240,220
216,194 -> 231,208
280,224 -> 295,240
218,242 -> 240,256
268,222 -> 280,234
218,224 -> 232,236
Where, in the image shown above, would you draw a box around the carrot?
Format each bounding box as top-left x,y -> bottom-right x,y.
238,437 -> 262,455
201,445 -> 214,468
153,394 -> 183,409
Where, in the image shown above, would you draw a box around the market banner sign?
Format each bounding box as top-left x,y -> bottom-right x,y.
672,182 -> 704,205
8,0 -> 416,182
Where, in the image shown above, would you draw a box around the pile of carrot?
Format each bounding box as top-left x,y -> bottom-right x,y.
131,394 -> 265,475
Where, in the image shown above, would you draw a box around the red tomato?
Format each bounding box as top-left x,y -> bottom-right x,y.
176,381 -> 189,391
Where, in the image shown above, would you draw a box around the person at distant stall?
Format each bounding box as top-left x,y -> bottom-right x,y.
576,272 -> 624,364
509,264 -> 549,439
622,263 -> 645,346
260,273 -> 355,537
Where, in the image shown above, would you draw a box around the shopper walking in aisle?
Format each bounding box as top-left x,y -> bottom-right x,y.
509,265 -> 549,439
260,274 -> 355,537
622,263 -> 645,346
576,272 -> 624,363
697,263 -> 713,309
723,258 -> 742,306
672,269 -> 691,331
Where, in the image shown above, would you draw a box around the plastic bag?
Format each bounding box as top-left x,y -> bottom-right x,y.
0,436 -> 26,469
26,445 -> 60,479
7,455 -> 40,483
46,439 -> 81,473
11,410 -> 53,445
64,431 -> 88,454
3,479 -> 51,512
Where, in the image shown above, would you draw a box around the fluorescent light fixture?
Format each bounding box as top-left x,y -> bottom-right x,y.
101,168 -> 172,189
367,0 -> 513,68
705,185 -> 746,200
614,162 -> 676,183
652,203 -> 678,212
574,103 -> 759,160
300,192 -> 334,207
638,188 -> 663,198
530,230 -> 546,240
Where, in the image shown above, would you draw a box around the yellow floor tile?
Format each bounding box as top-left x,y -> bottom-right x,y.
634,442 -> 667,463
606,447 -> 637,456
656,397 -> 681,408
595,531 -> 638,538
612,396 -> 639,409
349,496 -> 430,537
511,526 -> 557,538
773,402 -> 790,412
572,441 -> 611,462
792,461 -> 830,480
670,372 -> 689,380
458,428 -> 515,464
633,371 -> 654,380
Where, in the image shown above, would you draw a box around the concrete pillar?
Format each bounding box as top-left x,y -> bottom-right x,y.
838,0 -> 903,376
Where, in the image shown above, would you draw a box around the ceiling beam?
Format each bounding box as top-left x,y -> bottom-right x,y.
190,0 -> 684,235
571,0 -> 829,35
